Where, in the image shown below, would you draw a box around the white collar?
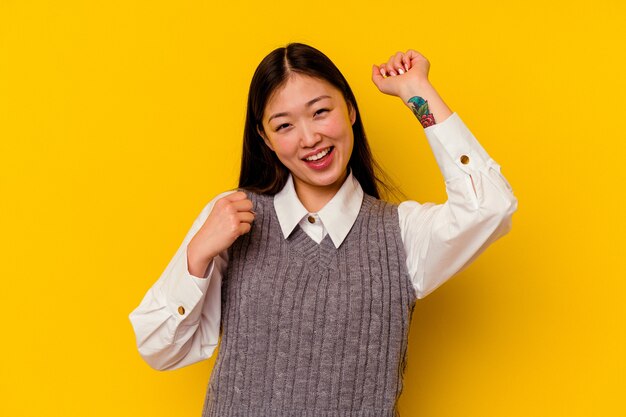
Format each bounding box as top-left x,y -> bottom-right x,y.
273,171 -> 364,248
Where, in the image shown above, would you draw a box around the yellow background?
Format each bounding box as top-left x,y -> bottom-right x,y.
1,0 -> 624,416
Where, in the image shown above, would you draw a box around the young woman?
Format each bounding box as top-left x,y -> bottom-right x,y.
129,43 -> 517,416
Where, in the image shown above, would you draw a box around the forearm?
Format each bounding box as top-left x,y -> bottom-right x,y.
399,81 -> 453,128
187,241 -> 213,278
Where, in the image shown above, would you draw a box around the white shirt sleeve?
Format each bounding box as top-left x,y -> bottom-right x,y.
398,112 -> 518,299
128,190 -> 235,371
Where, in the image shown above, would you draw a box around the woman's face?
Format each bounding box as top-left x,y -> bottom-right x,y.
259,73 -> 356,198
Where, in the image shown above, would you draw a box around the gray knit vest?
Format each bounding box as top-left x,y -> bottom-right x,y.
201,191 -> 417,417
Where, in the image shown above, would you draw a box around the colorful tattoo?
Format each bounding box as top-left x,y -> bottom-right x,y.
408,96 -> 436,128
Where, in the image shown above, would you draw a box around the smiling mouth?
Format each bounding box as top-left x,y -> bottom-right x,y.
303,146 -> 333,162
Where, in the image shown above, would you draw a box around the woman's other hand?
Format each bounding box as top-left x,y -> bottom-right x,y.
187,191 -> 255,276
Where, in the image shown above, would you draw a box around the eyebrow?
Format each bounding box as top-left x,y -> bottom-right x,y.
267,95 -> 332,123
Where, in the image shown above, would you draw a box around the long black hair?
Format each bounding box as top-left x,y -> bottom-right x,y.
239,42 -> 390,199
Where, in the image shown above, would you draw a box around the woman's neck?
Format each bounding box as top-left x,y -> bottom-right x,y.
293,171 -> 349,212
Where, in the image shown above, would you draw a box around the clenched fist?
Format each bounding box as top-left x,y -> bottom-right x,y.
371,49 -> 431,99
187,191 -> 255,276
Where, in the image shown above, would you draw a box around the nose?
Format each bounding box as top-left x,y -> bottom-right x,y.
299,122 -> 322,148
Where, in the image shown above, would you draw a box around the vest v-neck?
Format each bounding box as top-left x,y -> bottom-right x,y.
286,223 -> 339,269
258,190 -> 341,267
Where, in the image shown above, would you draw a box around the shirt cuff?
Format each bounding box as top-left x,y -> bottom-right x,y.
424,112 -> 493,182
159,245 -> 213,322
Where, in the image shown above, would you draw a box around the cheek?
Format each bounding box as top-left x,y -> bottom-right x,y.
328,124 -> 354,155
325,114 -> 354,137
271,137 -> 299,160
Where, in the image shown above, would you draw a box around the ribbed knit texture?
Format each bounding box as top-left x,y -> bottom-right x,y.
201,191 -> 418,417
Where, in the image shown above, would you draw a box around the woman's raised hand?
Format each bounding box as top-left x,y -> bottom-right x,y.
371,49 -> 452,126
187,191 -> 255,275
371,49 -> 431,99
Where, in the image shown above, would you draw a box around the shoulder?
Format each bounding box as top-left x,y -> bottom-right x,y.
239,189 -> 274,208
201,188 -> 274,213
360,194 -> 401,228
205,189 -> 239,207
194,189 -> 239,221
352,194 -> 405,249
361,193 -> 400,213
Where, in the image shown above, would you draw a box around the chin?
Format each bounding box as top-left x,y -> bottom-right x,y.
313,171 -> 346,187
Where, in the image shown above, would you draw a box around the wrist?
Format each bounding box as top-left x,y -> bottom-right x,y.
401,81 -> 453,128
399,79 -> 434,104
187,241 -> 215,267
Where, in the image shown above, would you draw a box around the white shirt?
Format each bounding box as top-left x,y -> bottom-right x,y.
129,112 -> 518,371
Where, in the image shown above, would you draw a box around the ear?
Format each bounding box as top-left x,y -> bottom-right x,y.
257,125 -> 274,151
348,103 -> 357,126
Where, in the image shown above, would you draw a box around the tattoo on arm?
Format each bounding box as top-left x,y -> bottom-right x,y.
408,96 -> 436,128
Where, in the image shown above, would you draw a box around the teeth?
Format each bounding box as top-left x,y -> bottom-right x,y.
305,147 -> 331,161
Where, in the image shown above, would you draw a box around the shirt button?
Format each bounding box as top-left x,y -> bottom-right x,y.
460,154 -> 470,164
307,216 -> 316,224
177,306 -> 185,315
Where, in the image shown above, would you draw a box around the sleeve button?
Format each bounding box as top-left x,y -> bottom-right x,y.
177,306 -> 185,315
460,155 -> 470,164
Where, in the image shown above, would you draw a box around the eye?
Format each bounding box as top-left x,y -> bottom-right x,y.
275,123 -> 290,132
314,108 -> 329,116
